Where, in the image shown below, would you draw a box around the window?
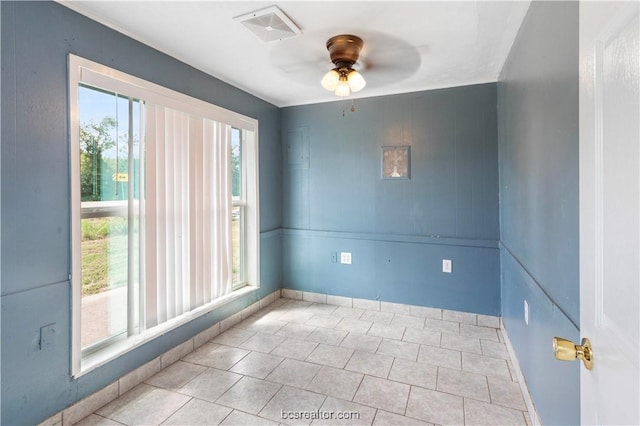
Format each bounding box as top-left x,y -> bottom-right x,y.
69,55 -> 259,374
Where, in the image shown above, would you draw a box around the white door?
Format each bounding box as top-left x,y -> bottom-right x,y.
579,1 -> 639,425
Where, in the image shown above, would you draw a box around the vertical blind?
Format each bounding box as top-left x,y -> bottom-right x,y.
144,104 -> 232,328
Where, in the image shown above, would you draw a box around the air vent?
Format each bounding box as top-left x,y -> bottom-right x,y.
234,6 -> 301,42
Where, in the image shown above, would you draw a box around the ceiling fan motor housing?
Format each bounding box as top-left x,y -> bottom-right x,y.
326,34 -> 363,69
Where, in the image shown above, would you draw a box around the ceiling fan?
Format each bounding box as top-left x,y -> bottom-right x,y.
269,30 -> 422,97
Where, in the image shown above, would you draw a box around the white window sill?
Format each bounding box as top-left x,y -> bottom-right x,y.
76,285 -> 259,378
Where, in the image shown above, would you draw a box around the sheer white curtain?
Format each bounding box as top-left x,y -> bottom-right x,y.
144,104 -> 232,328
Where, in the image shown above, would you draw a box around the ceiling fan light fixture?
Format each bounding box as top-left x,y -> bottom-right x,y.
321,69 -> 340,91
347,70 -> 366,92
321,34 -> 366,97
335,77 -> 351,97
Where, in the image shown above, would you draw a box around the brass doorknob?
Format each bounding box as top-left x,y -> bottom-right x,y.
553,337 -> 593,370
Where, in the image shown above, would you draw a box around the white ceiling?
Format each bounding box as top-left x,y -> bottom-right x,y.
59,1 -> 531,107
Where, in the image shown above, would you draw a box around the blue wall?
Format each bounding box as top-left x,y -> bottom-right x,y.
498,1 -> 580,424
281,84 -> 501,315
0,2 -> 281,424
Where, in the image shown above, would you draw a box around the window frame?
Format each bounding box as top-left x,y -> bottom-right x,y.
231,127 -> 248,288
69,54 -> 260,376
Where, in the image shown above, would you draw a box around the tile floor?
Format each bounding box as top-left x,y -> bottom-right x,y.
76,298 -> 530,425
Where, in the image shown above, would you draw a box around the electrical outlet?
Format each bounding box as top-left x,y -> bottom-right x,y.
524,300 -> 529,325
442,259 -> 452,273
340,252 -> 352,264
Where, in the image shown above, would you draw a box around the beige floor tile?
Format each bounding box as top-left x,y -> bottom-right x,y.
335,318 -> 373,334
360,310 -> 395,324
255,309 -> 287,322
220,410 -> 279,426
306,343 -> 355,368
477,314 -> 500,328
306,328 -> 348,346
436,367 -> 490,402
212,328 -> 256,347
307,314 -> 343,328
417,345 -> 462,369
507,359 -> 520,382
373,410 -> 433,426
145,360 -> 206,390
488,376 -> 527,410
405,386 -> 464,425
401,327 -> 441,347
367,323 -> 405,340
96,384 -> 153,418
279,310 -> 317,324
260,386 -> 326,425
229,351 -> 284,379
306,366 -> 364,401
266,358 -> 322,388
388,358 -> 437,389
284,300 -> 314,309
163,399 -> 232,425
177,368 -> 242,402
481,339 -> 509,359
442,310 -> 477,325
345,350 -> 394,378
440,333 -> 482,354
216,376 -> 281,414
464,398 -> 527,425
73,414 -> 121,426
276,322 -> 318,339
271,337 -> 319,360
377,339 -> 420,361
424,319 -> 459,334
306,303 -> 338,315
313,397 -> 377,426
83,300 -> 534,426
184,344 -> 250,369
97,385 -> 190,425
353,376 -> 410,415
182,342 -> 220,364
235,317 -> 288,334
462,352 -> 511,379
340,332 -> 382,352
410,306 -> 442,320
460,323 -> 500,341
391,314 -> 425,330
332,306 -> 365,319
239,333 -> 286,353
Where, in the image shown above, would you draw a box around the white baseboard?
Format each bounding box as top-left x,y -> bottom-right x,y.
501,319 -> 542,426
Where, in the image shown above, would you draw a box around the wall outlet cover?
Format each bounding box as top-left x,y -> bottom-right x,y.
442,259 -> 452,273
340,252 -> 352,264
40,323 -> 57,349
